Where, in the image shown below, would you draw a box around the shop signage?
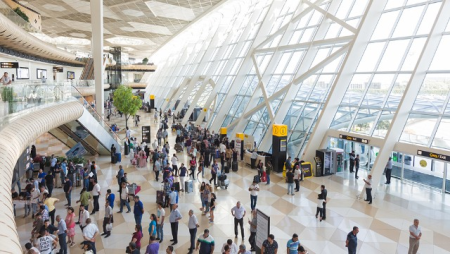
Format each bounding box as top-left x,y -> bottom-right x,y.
0,62 -> 19,68
417,150 -> 450,162
339,134 -> 369,144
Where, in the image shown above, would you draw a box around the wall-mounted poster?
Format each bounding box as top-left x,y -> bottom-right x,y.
17,67 -> 29,79
67,71 -> 75,80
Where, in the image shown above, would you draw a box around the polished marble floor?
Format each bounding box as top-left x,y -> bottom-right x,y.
16,109 -> 450,254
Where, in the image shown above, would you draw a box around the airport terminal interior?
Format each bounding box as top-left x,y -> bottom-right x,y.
1,0 -> 450,253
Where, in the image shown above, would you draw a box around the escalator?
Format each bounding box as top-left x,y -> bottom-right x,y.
48,107 -> 121,156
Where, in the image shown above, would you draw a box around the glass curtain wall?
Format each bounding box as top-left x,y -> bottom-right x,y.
146,0 -> 450,189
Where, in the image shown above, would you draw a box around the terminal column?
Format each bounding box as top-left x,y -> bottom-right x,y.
150,95 -> 155,110
90,0 -> 104,117
272,124 -> 288,173
220,127 -> 227,142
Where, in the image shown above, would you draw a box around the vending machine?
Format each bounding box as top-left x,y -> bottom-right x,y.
315,149 -> 337,176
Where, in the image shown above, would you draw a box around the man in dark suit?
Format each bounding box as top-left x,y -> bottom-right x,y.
321,185 -> 327,220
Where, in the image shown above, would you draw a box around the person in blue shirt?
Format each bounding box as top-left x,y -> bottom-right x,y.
61,159 -> 67,181
134,195 -> 144,230
106,189 -> 115,209
287,233 -> 300,254
38,168 -> 47,185
149,214 -> 157,237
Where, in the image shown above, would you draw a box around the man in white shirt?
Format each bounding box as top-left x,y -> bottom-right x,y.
188,209 -> 199,253
79,205 -> 90,231
30,186 -> 40,218
408,219 -> 422,254
249,181 -> 259,211
221,239 -> 238,254
157,202 -> 165,242
363,175 -> 372,204
82,218 -> 99,254
171,154 -> 179,176
231,201 -> 246,240
126,127 -> 131,139
294,165 -> 301,192
219,143 -> 226,154
91,180 -> 101,214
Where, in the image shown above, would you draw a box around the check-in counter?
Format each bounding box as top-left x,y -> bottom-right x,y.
244,150 -> 272,167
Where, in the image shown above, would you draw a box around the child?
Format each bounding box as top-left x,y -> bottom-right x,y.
315,193 -> 325,222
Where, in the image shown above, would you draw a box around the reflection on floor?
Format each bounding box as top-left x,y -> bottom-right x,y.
16,110 -> 450,254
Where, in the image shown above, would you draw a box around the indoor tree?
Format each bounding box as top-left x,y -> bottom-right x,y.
113,85 -> 142,128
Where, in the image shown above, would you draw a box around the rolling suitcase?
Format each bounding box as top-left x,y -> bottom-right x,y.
115,153 -> 122,162
173,182 -> 180,192
224,166 -> 230,174
232,161 -> 238,172
185,180 -> 193,193
156,190 -> 164,204
253,175 -> 260,183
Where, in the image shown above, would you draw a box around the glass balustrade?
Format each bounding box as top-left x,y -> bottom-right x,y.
0,81 -> 120,143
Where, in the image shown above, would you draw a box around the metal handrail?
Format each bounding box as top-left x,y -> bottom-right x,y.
70,84 -> 121,142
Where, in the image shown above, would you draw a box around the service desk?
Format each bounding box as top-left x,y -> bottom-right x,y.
243,150 -> 272,167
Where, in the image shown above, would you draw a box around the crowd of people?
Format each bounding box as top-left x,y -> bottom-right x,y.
17,104 -> 425,254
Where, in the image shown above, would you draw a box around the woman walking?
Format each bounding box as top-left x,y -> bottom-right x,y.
65,207 -> 76,247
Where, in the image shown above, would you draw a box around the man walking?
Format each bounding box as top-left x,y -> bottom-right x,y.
345,226 -> 359,254
249,180 -> 259,211
354,154 -> 360,179
286,169 -> 294,195
363,175 -> 372,204
56,215 -> 68,254
408,219 -> 422,254
91,180 -> 101,214
196,229 -> 215,254
385,157 -> 393,184
102,201 -> 113,237
156,202 -> 165,243
133,196 -> 144,228
321,185 -> 327,220
231,201 -> 246,240
63,176 -> 72,206
188,209 -> 199,253
169,204 -> 182,245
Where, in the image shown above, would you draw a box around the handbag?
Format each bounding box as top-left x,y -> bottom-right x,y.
106,223 -> 113,231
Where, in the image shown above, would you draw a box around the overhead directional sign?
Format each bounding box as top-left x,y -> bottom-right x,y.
417,150 -> 450,162
339,134 -> 369,144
